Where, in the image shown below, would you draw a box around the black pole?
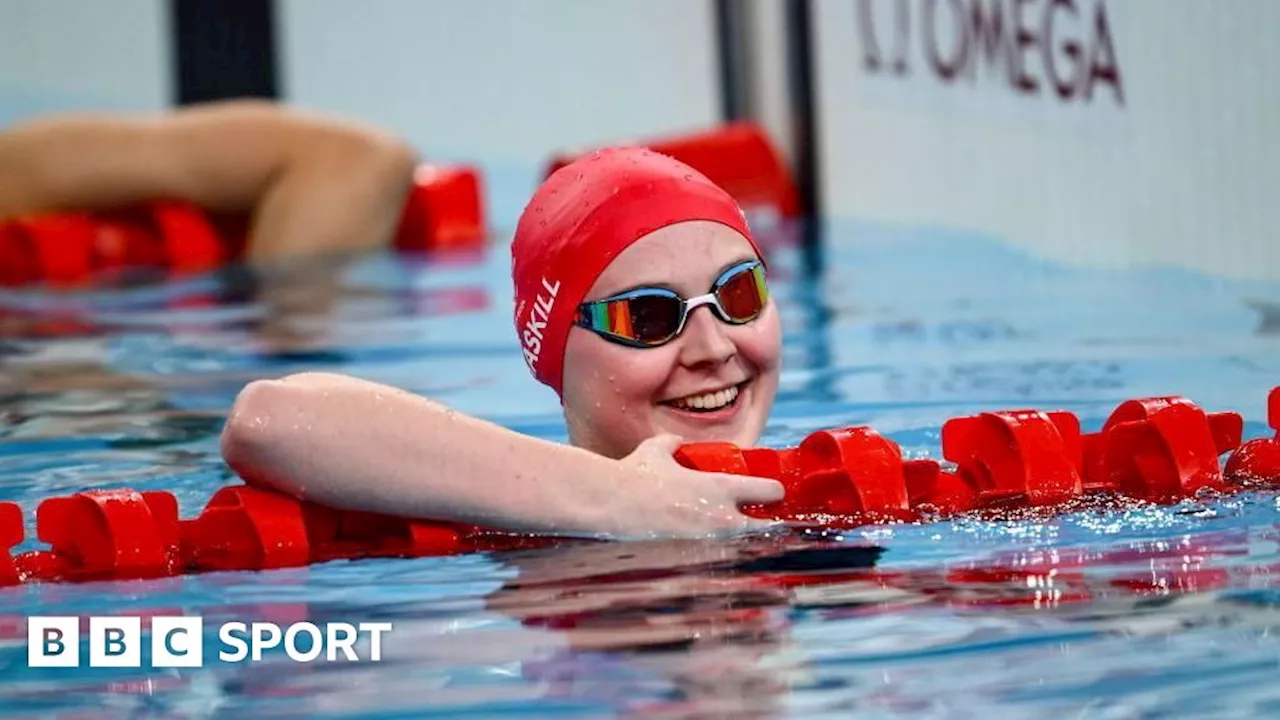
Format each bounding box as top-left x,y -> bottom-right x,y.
714,0 -> 754,122
784,0 -> 821,229
171,0 -> 280,105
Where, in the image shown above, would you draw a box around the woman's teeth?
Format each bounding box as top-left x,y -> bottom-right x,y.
669,385 -> 740,412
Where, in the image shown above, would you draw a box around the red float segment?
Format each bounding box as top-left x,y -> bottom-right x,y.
152,201 -> 225,274
675,431 -> 914,520
0,224 -> 39,286
12,552 -> 70,584
673,442 -> 794,519
402,521 -> 467,555
1208,412 -> 1245,455
13,213 -> 98,286
92,206 -> 173,273
4,483 -> 476,586
1086,397 -> 1235,501
1,160 -> 491,285
1224,438 -> 1280,485
747,447 -> 796,481
311,509 -> 466,561
183,486 -> 469,572
1080,432 -> 1110,493
394,164 -> 486,252
672,443 -> 796,482
0,502 -> 22,587
32,490 -> 181,581
183,486 -> 311,572
544,123 -> 800,218
942,410 -> 1084,507
673,442 -> 753,476
1271,387 -> 1280,433
1095,397 -> 1242,456
903,460 -> 978,515
92,216 -> 146,275
1,202 -> 224,287
795,427 -> 912,517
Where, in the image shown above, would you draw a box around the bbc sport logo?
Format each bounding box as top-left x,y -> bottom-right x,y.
27,616 -> 392,668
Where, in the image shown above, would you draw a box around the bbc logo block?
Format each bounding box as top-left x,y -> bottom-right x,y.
153,617 -> 204,667
28,616 -> 205,668
27,617 -> 79,668
27,616 -> 390,667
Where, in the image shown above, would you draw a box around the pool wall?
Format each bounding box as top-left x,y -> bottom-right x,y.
2,0 -> 1278,279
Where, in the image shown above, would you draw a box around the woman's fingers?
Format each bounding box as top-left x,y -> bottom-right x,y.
719,473 -> 786,505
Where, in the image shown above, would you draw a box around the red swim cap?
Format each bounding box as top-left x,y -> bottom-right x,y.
511,147 -> 762,396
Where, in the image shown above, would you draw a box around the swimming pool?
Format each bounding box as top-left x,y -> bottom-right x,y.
2,218 -> 1279,718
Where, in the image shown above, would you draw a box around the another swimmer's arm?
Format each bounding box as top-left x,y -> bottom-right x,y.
219,372 -> 785,539
0,100 -> 417,262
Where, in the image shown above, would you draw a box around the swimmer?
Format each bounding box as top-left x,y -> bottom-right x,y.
0,99 -> 418,264
220,148 -> 787,539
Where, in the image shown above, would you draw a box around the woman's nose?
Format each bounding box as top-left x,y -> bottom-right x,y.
677,306 -> 736,368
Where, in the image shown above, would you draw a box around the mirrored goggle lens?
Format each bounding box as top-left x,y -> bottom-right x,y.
592,292 -> 684,344
715,264 -> 769,322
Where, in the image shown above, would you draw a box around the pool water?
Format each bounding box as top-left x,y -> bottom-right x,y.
2,219 -> 1280,718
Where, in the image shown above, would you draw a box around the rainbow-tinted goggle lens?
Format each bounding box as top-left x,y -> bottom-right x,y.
575,260 -> 769,348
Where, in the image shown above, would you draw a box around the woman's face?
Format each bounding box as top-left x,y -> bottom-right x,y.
561,221 -> 782,459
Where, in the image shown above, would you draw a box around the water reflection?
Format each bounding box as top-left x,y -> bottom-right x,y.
0,254 -> 493,450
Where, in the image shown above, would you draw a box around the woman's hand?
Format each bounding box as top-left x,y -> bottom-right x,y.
600,434 -> 786,540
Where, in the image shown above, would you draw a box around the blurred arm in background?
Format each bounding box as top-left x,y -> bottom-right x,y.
0,99 -> 419,264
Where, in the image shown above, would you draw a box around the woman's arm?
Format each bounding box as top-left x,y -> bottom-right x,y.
0,100 -> 417,263
220,372 -> 786,539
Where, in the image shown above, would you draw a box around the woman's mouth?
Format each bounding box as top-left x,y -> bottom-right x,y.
661,381 -> 747,415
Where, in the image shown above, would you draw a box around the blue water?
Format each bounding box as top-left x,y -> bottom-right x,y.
2,219 -> 1279,718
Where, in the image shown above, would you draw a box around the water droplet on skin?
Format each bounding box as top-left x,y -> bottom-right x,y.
684,174 -> 693,181
540,220 -> 547,227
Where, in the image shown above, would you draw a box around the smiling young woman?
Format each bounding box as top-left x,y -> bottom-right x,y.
220,147 -> 786,540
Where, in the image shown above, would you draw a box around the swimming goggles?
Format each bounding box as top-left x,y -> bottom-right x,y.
575,260 -> 769,348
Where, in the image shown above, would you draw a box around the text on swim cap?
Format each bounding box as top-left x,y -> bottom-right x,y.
521,277 -> 561,372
